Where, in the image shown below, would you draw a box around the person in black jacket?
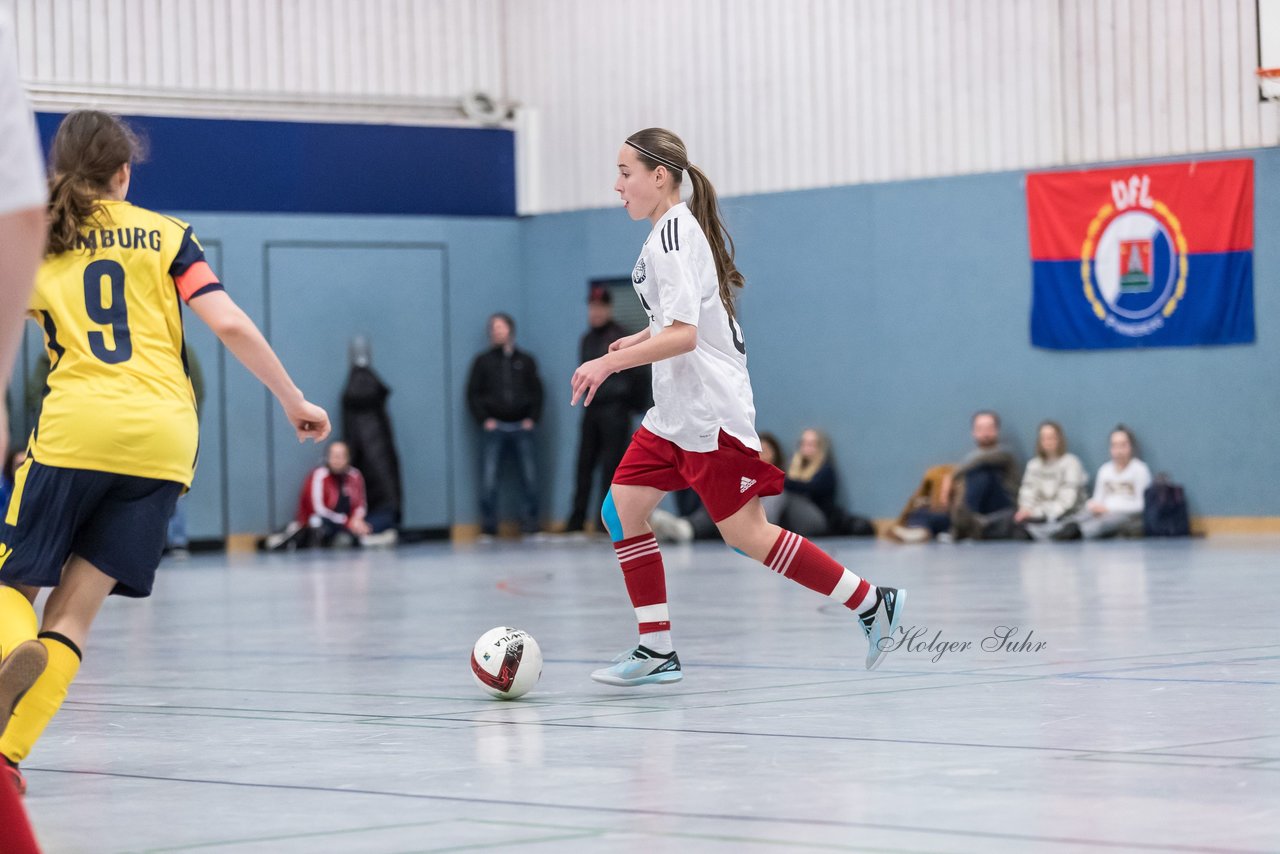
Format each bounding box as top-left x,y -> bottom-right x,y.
565,287 -> 643,533
784,429 -> 840,536
467,313 -> 543,536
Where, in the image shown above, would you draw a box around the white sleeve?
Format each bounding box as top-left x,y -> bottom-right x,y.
649,221 -> 700,327
0,11 -> 46,216
310,468 -> 347,524
1090,464 -> 1107,505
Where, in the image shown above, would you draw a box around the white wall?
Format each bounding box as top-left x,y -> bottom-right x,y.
5,0 -> 507,124
8,0 -> 1276,212
508,0 -> 1279,212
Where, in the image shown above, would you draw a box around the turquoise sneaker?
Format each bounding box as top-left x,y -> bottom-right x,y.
591,645 -> 683,686
861,586 -> 907,671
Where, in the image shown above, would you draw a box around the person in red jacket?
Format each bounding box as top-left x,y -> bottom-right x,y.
296,442 -> 370,547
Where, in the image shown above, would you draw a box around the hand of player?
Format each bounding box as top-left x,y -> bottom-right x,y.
284,398 -> 331,442
484,418 -> 498,431
348,517 -> 372,537
520,418 -> 535,431
571,356 -> 614,407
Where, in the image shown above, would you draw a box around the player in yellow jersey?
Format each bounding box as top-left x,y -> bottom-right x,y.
0,110 -> 331,795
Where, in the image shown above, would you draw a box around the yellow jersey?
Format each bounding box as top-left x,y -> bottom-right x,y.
30,199 -> 222,487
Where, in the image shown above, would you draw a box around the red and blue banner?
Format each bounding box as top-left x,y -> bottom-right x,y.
1027,159 -> 1254,350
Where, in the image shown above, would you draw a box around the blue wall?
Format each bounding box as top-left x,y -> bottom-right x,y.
13,114 -> 1276,532
521,148 -> 1280,520
13,212 -> 521,539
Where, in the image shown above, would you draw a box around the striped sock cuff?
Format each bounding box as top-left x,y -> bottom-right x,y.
765,530 -> 803,577
615,532 -> 661,565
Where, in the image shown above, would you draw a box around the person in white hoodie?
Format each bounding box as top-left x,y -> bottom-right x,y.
1034,425 -> 1151,541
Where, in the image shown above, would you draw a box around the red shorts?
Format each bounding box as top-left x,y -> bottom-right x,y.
612,427 -> 785,522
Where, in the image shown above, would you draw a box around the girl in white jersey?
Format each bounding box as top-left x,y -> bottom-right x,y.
571,128 -> 905,685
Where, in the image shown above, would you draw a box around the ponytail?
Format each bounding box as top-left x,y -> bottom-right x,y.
625,128 -> 745,321
686,163 -> 745,322
46,173 -> 103,255
44,111 -> 145,256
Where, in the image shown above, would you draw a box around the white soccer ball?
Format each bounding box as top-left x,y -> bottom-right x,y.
470,627 -> 542,700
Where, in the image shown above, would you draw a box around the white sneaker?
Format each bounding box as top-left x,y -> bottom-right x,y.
265,521 -> 303,551
892,524 -> 930,544
649,509 -> 694,543
360,529 -> 398,548
591,646 -> 683,686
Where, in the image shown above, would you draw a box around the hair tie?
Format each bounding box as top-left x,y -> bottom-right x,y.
625,139 -> 686,173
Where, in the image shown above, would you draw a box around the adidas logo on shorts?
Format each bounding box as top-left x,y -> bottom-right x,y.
740,477 -> 757,494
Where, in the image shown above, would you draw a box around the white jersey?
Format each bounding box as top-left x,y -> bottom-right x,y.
0,9 -> 45,216
631,202 -> 759,453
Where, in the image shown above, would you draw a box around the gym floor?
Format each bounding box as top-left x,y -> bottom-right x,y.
19,536 -> 1279,853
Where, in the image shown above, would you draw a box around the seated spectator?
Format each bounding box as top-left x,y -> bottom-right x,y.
890,463 -> 954,542
265,442 -> 370,550
893,410 -> 1018,542
983,420 -> 1087,540
1029,425 -> 1151,541
299,441 -> 370,546
783,429 -> 838,535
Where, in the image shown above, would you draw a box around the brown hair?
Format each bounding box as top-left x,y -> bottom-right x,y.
1110,424 -> 1138,455
624,128 -> 745,320
758,432 -> 783,468
1035,420 -> 1067,460
46,111 -> 145,255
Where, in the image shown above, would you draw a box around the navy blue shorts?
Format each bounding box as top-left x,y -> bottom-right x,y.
0,460 -> 183,598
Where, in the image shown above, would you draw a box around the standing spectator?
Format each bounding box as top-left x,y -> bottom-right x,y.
295,441 -> 370,547
466,313 -> 543,537
566,287 -> 636,533
1032,425 -> 1151,541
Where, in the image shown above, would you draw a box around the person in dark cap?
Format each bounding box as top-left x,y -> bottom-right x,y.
565,287 -> 645,533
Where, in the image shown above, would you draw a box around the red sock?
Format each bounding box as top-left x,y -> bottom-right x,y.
0,774 -> 39,854
614,533 -> 670,635
765,530 -> 878,613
